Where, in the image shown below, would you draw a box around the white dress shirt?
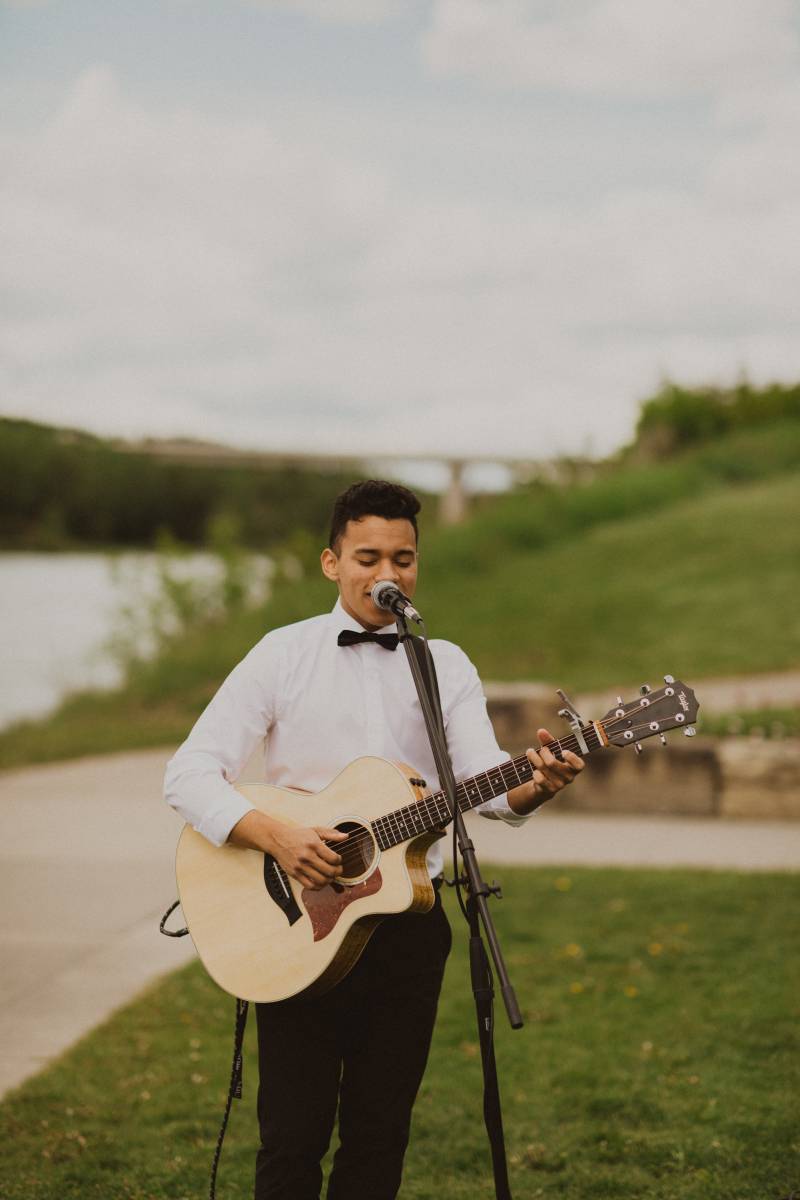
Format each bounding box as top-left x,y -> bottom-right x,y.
164,597 -> 529,877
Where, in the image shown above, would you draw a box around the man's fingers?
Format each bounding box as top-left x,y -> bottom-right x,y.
297,869 -> 328,890
316,826 -> 349,841
314,827 -> 347,866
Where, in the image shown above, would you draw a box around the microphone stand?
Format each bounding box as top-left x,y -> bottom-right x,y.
395,610 -> 522,1200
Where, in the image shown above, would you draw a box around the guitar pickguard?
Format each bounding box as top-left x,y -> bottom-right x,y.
302,869 -> 383,942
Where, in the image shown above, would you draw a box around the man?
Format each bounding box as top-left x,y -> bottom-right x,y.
165,479 -> 584,1200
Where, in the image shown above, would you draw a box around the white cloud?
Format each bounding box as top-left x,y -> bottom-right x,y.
243,0 -> 411,23
421,0 -> 799,98
2,44 -> 800,463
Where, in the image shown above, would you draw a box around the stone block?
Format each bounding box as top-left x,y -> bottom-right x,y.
557,739 -> 720,817
717,738 -> 800,819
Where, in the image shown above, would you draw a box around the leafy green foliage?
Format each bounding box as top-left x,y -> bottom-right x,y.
698,708 -> 800,740
0,417 -> 359,550
1,868 -> 797,1199
635,378 -> 800,456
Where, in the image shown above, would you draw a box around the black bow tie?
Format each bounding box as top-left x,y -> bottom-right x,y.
338,629 -> 399,651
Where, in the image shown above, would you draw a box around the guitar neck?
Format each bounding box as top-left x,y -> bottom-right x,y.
371,722 -> 606,852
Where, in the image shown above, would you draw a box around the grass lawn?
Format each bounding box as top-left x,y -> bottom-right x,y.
1,867 -> 798,1199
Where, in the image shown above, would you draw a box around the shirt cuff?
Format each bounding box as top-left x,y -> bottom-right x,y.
196,791 -> 257,848
459,755 -> 533,826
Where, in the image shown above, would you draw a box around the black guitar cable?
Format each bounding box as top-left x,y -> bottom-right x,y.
160,901 -> 249,1200
208,998 -> 249,1200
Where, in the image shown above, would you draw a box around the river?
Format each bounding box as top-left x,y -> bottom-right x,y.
0,551 -> 269,730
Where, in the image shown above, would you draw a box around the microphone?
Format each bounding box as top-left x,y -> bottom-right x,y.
370,581 -> 422,624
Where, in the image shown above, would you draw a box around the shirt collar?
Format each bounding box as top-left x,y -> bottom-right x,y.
330,595 -> 398,636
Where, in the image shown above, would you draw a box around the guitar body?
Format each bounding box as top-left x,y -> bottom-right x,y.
175,756 -> 443,1003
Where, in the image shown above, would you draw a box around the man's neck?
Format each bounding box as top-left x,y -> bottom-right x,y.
338,596 -> 394,634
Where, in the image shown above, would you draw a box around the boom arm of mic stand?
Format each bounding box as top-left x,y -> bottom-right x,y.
395,614 -> 523,1031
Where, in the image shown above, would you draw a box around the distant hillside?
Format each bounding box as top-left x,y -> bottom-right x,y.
0,417 -> 360,551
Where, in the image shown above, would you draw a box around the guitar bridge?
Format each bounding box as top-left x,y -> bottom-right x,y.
263,855 -> 302,926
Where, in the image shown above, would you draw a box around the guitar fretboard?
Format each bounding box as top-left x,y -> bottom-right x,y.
370,724 -> 603,851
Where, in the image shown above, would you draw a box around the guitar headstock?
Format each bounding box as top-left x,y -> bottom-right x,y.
599,676 -> 700,750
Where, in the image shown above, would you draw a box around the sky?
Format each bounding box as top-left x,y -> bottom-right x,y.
2,0 -> 800,474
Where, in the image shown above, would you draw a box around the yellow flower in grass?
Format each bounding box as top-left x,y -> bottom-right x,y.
648,942 -> 663,956
623,985 -> 639,998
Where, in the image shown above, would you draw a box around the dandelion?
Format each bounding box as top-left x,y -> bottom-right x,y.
624,985 -> 639,998
565,942 -> 583,958
555,876 -> 572,892
648,942 -> 663,956
569,982 -> 584,995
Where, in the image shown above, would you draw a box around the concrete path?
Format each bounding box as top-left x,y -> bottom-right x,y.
1,747 -> 798,1101
0,750 -> 194,1100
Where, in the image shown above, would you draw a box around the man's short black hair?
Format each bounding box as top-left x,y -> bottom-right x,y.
328,480 -> 421,552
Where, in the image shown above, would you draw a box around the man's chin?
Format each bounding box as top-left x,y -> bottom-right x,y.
358,598 -> 394,630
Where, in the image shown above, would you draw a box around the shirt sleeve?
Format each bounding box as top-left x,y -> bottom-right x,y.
163,634 -> 283,846
438,642 -> 531,827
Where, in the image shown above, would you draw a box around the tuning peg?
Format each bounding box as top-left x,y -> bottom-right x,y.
664,674 -> 675,684
635,742 -> 644,754
659,733 -> 667,746
640,684 -> 651,695
683,726 -> 696,738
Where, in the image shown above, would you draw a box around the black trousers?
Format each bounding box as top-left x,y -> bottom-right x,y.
254,891 -> 452,1200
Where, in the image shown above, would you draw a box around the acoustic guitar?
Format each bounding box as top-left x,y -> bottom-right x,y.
175,677 -> 699,1003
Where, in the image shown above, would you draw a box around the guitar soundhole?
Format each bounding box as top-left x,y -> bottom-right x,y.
334,819 -> 378,885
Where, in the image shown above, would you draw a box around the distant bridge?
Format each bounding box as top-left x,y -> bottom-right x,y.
113,437 -> 592,524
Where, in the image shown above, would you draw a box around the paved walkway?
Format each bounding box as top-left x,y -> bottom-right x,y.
1,746 -> 798,1100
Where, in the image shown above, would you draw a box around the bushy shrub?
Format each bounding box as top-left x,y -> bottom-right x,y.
635,379 -> 800,457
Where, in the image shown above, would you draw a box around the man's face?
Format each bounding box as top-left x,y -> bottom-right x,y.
320,515 -> 418,630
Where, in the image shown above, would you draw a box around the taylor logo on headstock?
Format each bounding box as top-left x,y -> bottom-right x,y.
596,675 -> 700,753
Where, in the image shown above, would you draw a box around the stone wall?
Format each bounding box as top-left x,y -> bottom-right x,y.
485,687 -> 800,821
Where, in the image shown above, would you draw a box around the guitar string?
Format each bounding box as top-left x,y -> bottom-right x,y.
326,721 -> 686,873
312,705 -> 692,874
322,707 -> 692,871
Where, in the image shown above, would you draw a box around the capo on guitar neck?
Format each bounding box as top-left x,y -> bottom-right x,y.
556,688 -> 590,755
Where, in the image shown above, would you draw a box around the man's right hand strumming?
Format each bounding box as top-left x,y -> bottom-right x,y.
228,809 -> 347,890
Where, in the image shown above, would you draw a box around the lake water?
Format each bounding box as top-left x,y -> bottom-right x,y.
0,552 -> 269,730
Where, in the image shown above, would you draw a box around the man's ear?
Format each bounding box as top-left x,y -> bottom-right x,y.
320,547 -> 339,583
